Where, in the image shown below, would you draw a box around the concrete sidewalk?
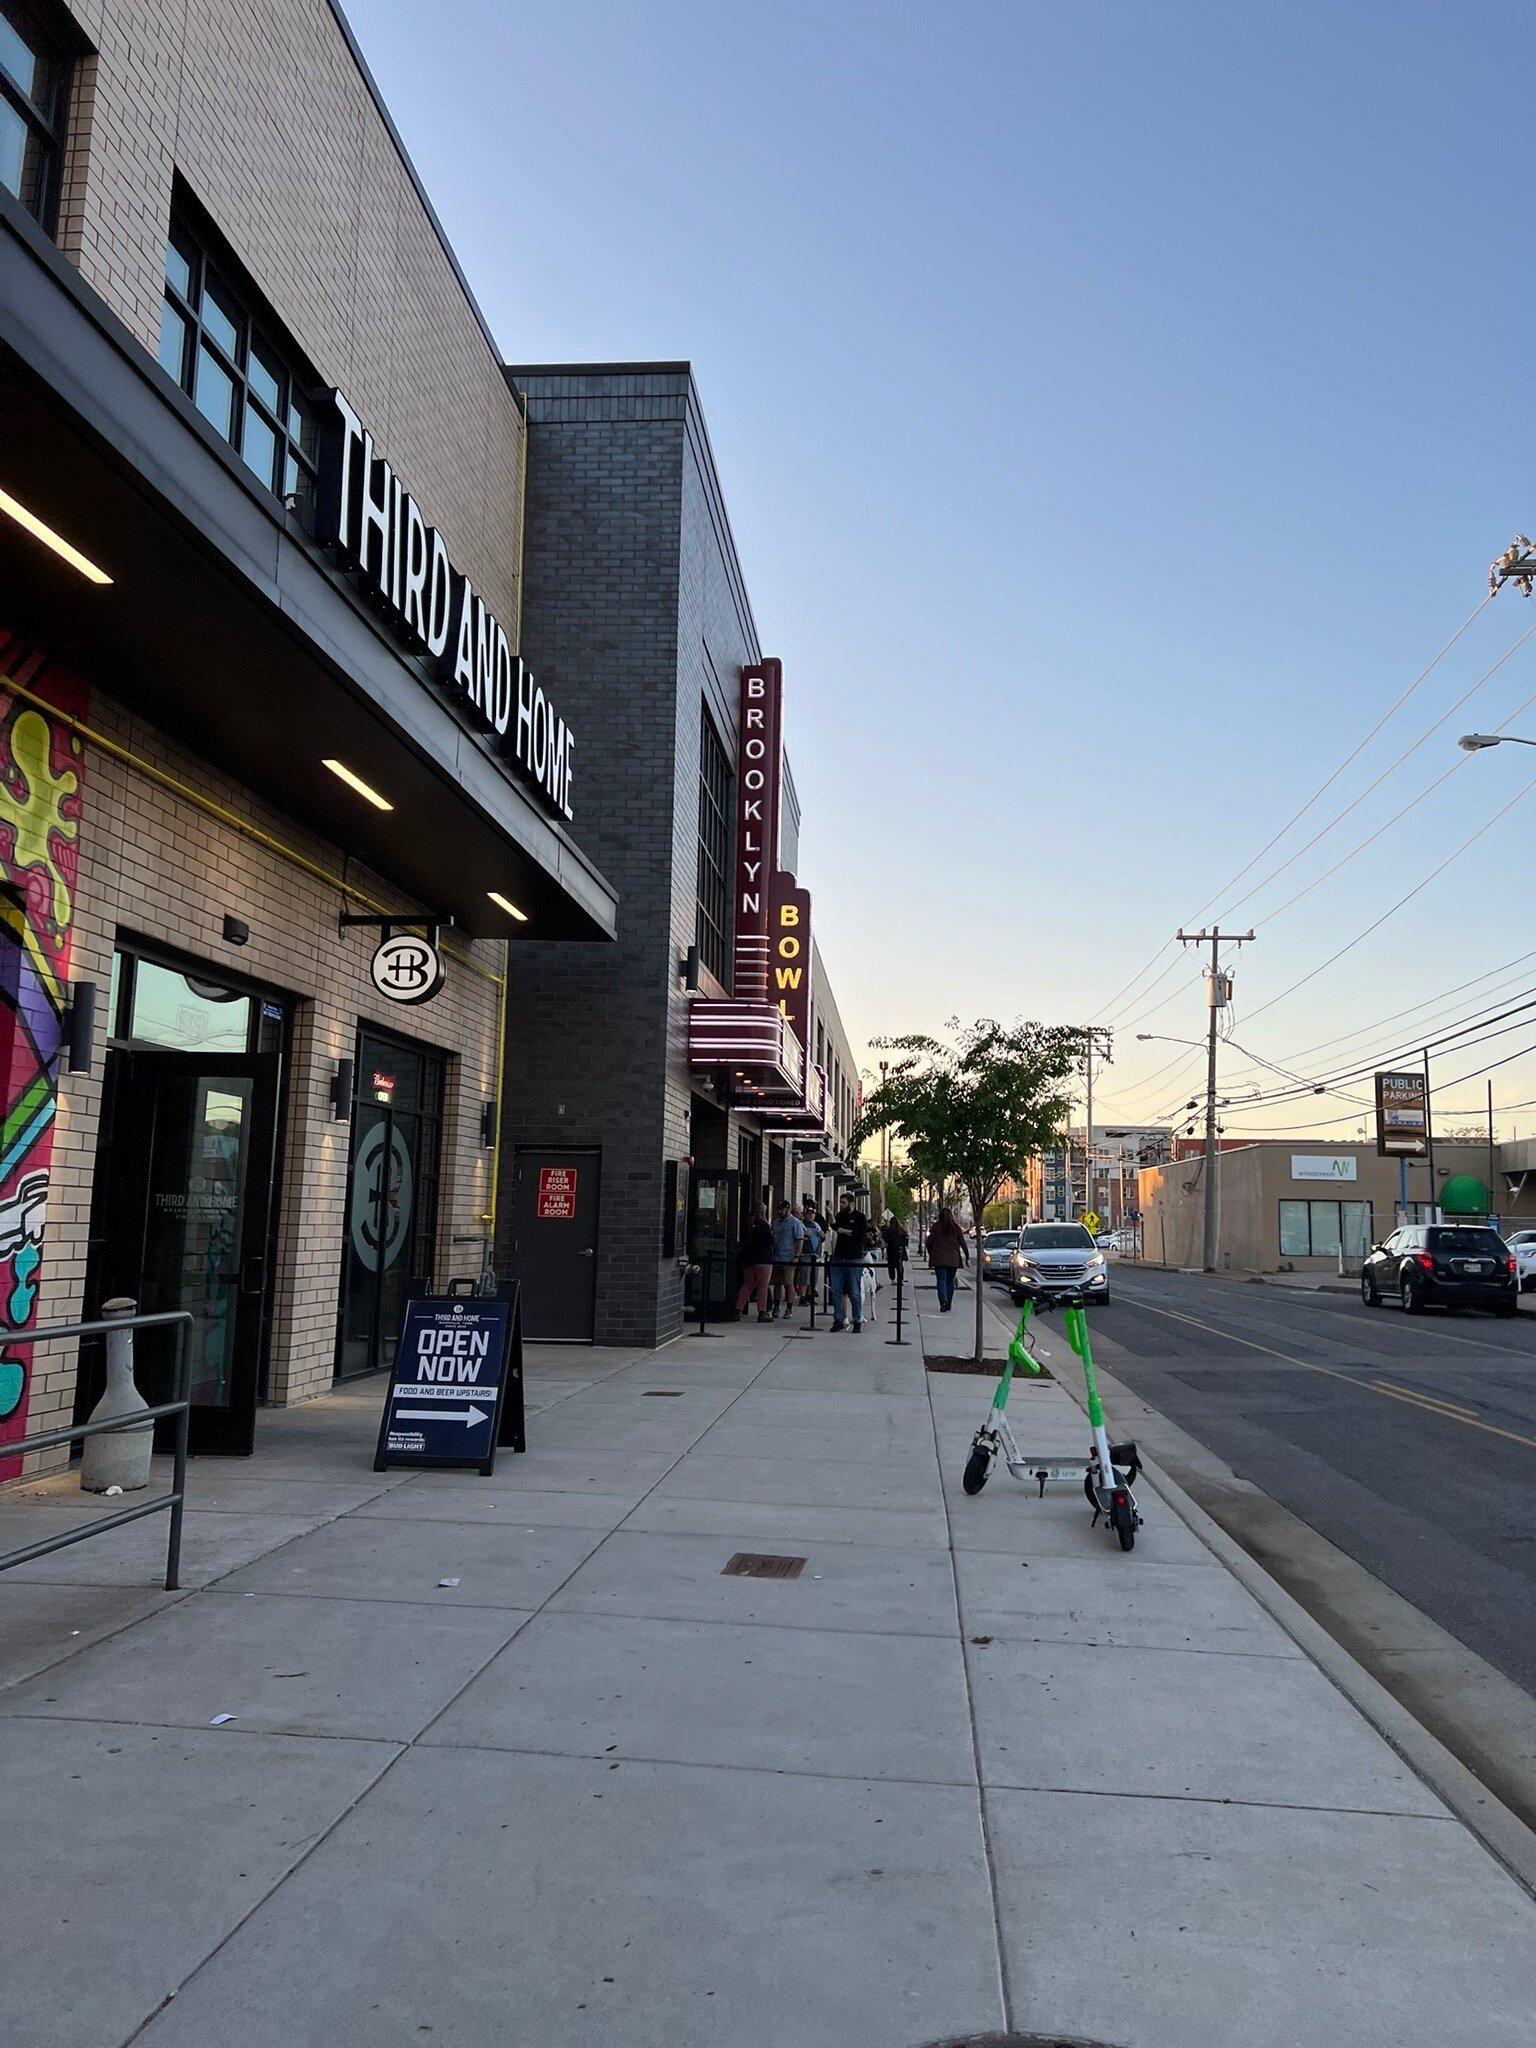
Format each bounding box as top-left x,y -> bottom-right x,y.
2,1285 -> 1535,2047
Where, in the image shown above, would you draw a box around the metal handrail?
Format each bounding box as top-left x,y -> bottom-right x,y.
0,1309 -> 194,1591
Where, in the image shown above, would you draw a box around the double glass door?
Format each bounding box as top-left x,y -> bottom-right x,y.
335,1030 -> 445,1378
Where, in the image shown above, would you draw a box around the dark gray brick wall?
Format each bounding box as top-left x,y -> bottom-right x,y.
498,364 -> 763,1345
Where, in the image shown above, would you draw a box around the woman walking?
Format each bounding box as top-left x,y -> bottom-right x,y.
734,1203 -> 777,1322
925,1206 -> 969,1313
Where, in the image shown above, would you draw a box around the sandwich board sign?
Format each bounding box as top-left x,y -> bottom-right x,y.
373,1291 -> 525,1474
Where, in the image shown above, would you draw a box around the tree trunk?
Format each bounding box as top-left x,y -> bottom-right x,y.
968,1179 -> 985,1364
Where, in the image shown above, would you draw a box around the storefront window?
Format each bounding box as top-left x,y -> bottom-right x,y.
1280,1198 -> 1373,1258
0,1 -> 68,230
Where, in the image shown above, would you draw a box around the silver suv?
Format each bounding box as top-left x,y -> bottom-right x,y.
1009,1222 -> 1111,1307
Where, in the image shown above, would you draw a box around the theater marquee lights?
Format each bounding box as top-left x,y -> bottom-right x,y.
316,391 -> 575,820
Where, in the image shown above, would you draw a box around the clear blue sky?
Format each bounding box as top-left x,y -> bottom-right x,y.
348,0 -> 1536,1137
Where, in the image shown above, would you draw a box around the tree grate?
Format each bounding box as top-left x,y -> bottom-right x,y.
721,1552 -> 806,1580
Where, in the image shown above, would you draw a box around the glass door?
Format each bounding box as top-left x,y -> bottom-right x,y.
82,1050 -> 280,1455
335,1030 -> 445,1378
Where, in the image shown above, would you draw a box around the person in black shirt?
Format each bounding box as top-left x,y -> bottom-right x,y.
828,1195 -> 870,1332
734,1203 -> 777,1321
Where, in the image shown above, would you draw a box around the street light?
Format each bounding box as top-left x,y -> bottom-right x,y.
1459,732 -> 1536,752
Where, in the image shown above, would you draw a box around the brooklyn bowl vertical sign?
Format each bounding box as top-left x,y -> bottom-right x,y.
733,660 -> 782,1001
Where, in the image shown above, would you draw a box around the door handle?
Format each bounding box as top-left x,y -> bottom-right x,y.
577,1248 -> 596,1257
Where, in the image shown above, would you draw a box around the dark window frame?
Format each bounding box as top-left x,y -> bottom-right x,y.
0,0 -> 71,231
1278,1197 -> 1374,1258
695,702 -> 733,985
157,196 -> 320,514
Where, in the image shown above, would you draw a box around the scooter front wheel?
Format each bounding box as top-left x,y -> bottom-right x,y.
962,1446 -> 993,1495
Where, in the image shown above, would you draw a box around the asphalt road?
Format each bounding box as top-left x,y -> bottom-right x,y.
1043,1264 -> 1536,1701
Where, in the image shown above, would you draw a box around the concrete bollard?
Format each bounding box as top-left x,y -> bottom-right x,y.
80,1298 -> 153,1493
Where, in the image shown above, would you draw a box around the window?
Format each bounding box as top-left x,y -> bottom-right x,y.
0,0 -> 68,229
157,202 -> 320,514
695,706 -> 732,984
1279,1199 -> 1373,1258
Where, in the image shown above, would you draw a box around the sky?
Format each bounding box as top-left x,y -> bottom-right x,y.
347,0 -> 1536,1140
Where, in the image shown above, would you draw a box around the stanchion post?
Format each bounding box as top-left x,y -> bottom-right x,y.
806,1258 -> 818,1331
886,1258 -> 909,1347
166,1315 -> 190,1590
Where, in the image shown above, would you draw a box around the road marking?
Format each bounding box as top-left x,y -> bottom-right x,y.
1369,1379 -> 1478,1421
1118,1296 -> 1536,1452
1125,1269 -> 1533,1362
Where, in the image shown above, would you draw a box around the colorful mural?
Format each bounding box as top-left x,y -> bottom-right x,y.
0,630 -> 86,1478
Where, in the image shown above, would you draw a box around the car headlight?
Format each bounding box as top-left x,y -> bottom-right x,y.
1087,1253 -> 1106,1270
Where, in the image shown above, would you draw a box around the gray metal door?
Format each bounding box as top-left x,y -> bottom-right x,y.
512,1148 -> 600,1341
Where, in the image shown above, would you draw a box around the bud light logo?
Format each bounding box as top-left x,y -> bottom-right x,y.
370,932 -> 445,1006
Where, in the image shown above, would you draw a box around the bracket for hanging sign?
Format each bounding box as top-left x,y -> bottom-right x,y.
339,911 -> 456,948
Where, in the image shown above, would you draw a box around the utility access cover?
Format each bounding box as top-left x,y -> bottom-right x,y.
721,1552 -> 806,1580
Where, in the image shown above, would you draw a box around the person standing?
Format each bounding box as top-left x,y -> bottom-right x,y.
828,1192 -> 871,1333
925,1206 -> 968,1312
881,1212 -> 909,1283
734,1203 -> 777,1322
769,1199 -> 806,1319
797,1199 -> 823,1305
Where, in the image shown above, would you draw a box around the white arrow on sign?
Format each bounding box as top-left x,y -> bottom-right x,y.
397,1405 -> 489,1428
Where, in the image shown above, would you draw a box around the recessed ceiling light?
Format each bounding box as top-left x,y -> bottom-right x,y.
488,891 -> 528,923
322,759 -> 393,811
0,486 -> 112,584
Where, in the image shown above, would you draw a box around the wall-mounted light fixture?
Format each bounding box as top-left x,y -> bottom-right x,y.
487,891 -> 527,923
678,942 -> 700,990
222,914 -> 250,947
330,1057 -> 354,1120
63,981 -> 98,1075
480,1100 -> 498,1149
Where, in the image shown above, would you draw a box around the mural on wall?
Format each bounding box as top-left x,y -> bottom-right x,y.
0,630 -> 86,1479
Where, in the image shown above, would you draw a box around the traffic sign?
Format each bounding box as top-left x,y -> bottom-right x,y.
1082,1210 -> 1102,1236
373,1292 -> 525,1474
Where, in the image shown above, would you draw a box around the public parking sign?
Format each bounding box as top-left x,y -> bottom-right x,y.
373,1294 -> 525,1474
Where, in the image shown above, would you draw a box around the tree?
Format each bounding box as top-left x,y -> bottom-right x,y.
855,1019 -> 1081,1363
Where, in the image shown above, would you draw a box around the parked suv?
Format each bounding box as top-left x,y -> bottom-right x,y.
980,1230 -> 1021,1284
1361,1224 -> 1518,1316
1009,1222 -> 1110,1307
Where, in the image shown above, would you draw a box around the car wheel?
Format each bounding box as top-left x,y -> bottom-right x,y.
1400,1274 -> 1423,1315
1361,1270 -> 1380,1307
1497,1296 -> 1520,1319
1010,1288 -> 1028,1307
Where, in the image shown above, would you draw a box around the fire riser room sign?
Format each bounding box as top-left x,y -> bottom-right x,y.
374,1294 -> 525,1474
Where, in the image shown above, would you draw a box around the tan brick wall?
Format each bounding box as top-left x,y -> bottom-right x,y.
24,682 -> 504,1474
53,0 -> 525,629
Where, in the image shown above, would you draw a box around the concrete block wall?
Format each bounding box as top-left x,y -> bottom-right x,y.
51,0 -> 525,629
501,366 -> 764,1346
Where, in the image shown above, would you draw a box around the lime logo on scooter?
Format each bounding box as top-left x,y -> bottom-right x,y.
961,1296 -> 1142,1551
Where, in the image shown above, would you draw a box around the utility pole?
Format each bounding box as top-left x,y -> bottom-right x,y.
1176,930 -> 1253,1271
1075,1026 -> 1113,1220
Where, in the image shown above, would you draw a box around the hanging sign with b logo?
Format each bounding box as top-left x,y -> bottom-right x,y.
370,931 -> 445,1006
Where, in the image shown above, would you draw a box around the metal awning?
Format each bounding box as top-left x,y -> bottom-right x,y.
687,999 -> 805,1105
0,198 -> 616,942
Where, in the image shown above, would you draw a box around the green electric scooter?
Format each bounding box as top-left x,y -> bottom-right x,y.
961,1297 -> 1143,1550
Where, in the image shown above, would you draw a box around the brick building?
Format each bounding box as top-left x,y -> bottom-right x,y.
0,0 -> 617,1471
500,365 -> 863,1344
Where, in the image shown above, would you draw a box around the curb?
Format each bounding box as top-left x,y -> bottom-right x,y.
979,1293 -> 1536,1900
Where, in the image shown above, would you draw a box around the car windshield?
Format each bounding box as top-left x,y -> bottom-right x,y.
1020,1225 -> 1094,1250
1426,1228 -> 1505,1255
983,1232 -> 1017,1250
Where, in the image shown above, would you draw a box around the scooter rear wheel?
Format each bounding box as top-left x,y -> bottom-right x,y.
962,1447 -> 992,1495
1111,1499 -> 1137,1551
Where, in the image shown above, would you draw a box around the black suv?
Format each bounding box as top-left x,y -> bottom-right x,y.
1361,1224 -> 1518,1317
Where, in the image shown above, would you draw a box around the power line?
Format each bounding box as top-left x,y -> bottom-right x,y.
1087,587 -> 1500,1024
